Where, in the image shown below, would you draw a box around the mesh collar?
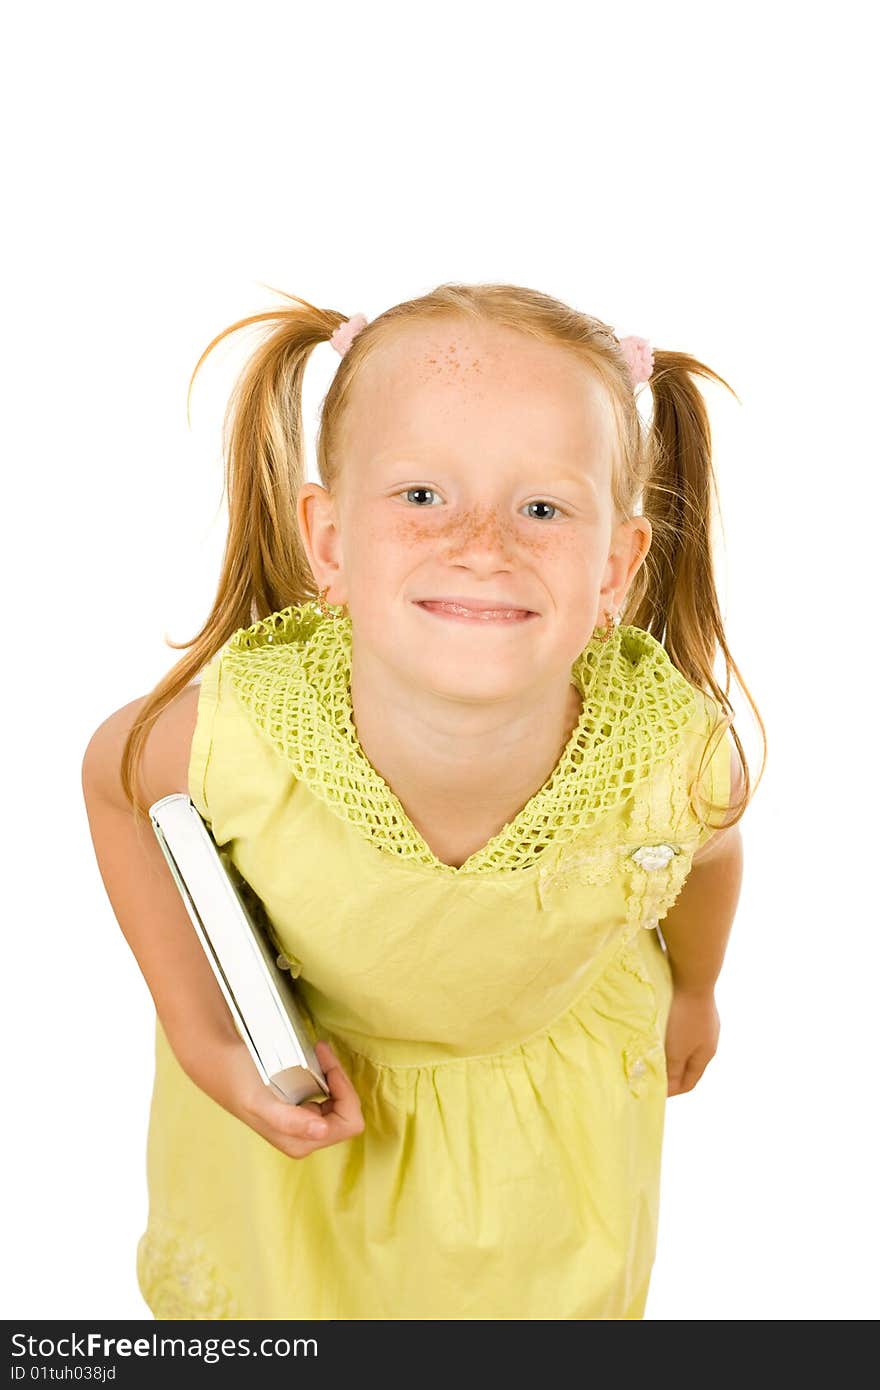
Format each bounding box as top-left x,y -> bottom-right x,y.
222,600 -> 698,876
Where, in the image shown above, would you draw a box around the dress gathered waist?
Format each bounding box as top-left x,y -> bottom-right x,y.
305,919 -> 654,1071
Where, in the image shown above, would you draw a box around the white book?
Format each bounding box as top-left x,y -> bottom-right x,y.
149,793 -> 330,1106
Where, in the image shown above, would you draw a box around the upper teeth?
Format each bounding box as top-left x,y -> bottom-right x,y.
433,602 -> 523,618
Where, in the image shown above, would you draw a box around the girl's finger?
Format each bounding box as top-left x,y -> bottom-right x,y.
265,1094 -> 335,1144
312,1041 -> 365,1135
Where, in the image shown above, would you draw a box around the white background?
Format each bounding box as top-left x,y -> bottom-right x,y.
3,0 -> 877,1321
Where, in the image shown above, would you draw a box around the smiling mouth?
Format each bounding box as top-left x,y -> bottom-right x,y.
414,600 -> 537,623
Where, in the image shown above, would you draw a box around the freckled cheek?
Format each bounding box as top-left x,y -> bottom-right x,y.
516,526 -> 593,586
357,515 -> 457,571
346,515 -> 429,588
391,516 -> 439,549
354,514 -> 432,559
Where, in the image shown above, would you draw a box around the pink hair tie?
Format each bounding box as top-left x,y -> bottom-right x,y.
617,335 -> 654,386
329,312 -> 368,357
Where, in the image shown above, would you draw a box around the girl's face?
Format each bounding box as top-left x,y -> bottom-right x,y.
300,319 -> 650,703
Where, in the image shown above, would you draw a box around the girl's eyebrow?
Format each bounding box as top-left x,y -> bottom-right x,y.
377,457 -> 599,487
544,473 -> 600,495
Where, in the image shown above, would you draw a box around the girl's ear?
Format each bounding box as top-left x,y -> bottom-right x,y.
603,515 -> 652,609
297,483 -> 345,591
624,515 -> 652,582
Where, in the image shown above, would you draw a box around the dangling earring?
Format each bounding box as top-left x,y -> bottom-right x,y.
596,607 -> 619,643
316,585 -> 348,620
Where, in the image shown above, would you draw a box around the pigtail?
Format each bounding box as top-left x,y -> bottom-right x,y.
120,290 -> 357,823
623,350 -> 766,830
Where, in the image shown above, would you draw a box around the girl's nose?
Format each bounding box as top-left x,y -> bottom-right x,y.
441,507 -> 517,564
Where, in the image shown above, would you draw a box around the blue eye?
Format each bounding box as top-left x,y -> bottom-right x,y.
399,487 -> 441,506
524,500 -> 563,521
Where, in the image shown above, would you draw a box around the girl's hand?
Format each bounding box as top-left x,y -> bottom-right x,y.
199,1035 -> 366,1159
664,988 -> 720,1096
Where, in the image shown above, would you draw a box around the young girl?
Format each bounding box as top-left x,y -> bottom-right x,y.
82,282 -> 763,1321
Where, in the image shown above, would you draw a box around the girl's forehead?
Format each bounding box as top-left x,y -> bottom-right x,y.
367,321 -> 586,391
349,325 -> 615,466
352,328 -> 610,438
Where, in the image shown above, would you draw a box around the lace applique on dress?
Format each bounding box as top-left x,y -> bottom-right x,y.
220,600 -> 702,877
615,941 -> 668,1097
136,1218 -> 239,1320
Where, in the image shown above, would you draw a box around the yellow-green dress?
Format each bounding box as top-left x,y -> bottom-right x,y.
136,601 -> 732,1321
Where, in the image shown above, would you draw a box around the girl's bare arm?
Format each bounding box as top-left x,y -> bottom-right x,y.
80,688 -> 364,1155
661,745 -> 746,995
80,686 -> 242,1074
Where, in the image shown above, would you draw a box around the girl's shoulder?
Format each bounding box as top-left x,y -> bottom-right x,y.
83,683 -> 201,811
